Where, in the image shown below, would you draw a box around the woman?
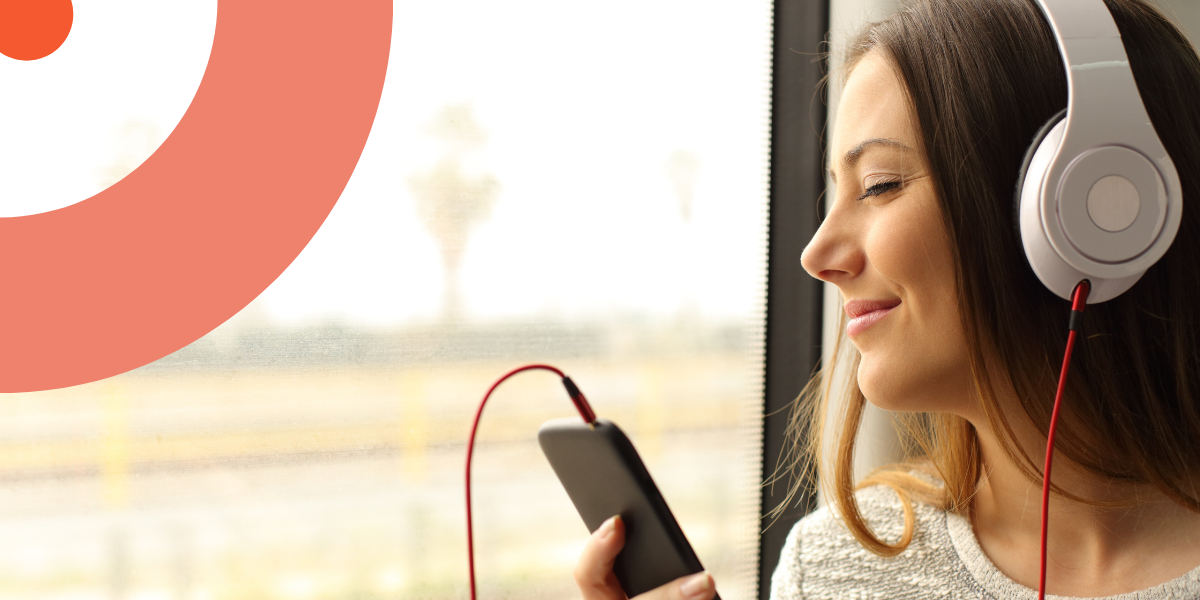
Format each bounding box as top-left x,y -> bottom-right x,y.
575,0 -> 1200,598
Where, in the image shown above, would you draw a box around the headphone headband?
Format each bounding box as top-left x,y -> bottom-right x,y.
1035,0 -> 1169,157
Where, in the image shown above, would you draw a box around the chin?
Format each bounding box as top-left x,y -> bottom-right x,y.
855,351 -> 925,413
856,352 -> 901,410
855,348 -> 971,415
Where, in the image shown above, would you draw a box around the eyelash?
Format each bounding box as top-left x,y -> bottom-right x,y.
857,180 -> 902,201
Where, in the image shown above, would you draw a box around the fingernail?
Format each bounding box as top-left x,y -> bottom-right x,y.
680,572 -> 712,599
599,516 -> 618,539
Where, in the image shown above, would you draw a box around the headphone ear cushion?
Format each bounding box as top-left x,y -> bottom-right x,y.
1014,108 -> 1067,243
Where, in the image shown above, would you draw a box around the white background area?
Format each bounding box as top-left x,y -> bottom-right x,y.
0,0 -> 771,327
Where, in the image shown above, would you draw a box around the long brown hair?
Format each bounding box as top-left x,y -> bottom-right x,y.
779,0 -> 1200,556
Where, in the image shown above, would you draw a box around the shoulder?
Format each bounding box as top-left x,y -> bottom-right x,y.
769,484 -> 983,600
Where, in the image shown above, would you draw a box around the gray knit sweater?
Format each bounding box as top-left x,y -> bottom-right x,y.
768,484 -> 1200,599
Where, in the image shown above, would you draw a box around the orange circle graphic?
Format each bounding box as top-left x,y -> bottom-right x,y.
0,0 -> 73,61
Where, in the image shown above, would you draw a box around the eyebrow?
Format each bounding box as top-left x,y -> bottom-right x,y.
829,138 -> 914,178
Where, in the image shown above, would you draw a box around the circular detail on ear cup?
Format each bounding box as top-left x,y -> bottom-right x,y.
1058,146 -> 1166,264
1087,175 -> 1139,232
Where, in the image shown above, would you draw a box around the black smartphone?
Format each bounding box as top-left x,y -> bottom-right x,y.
538,417 -> 717,599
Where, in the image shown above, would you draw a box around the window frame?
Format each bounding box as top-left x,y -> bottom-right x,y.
758,0 -> 829,598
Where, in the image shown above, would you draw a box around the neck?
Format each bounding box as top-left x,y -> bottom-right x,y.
968,418 -> 1200,596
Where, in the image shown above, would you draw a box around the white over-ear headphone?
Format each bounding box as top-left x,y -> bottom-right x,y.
1017,0 -> 1182,303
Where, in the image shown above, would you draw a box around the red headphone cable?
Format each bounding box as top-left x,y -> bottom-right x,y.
464,364 -> 596,600
464,289 -> 1088,600
1038,280 -> 1090,600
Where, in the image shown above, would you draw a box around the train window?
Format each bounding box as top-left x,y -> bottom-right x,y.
0,1 -> 775,599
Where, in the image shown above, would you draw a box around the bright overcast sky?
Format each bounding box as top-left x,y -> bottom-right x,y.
0,0 -> 773,326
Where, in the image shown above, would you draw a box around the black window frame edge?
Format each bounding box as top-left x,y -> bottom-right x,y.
758,0 -> 829,598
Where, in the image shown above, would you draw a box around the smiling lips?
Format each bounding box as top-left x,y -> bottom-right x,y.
844,298 -> 901,337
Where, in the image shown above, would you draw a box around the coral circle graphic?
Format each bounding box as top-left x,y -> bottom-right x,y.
0,0 -> 392,391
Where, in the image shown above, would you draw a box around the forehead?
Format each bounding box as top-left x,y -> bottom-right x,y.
830,51 -> 920,169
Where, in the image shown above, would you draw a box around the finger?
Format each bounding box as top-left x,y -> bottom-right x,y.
574,515 -> 628,600
632,571 -> 716,600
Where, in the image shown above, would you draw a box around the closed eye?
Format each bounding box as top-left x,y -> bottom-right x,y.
856,180 -> 902,201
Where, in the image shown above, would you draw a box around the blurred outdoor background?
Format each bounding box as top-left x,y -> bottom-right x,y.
0,1 -> 773,599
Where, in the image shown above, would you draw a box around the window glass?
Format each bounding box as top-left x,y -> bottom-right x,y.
0,2 -> 772,599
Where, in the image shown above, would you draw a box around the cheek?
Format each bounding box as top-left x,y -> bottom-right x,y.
855,195 -> 971,413
868,197 -> 954,298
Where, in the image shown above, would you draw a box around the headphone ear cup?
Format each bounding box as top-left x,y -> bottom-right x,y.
1014,109 -> 1067,244
1015,108 -> 1151,303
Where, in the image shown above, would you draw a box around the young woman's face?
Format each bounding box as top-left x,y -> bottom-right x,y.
801,51 -> 973,416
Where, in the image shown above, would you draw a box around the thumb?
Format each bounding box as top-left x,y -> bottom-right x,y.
574,515 -> 628,600
633,571 -> 716,600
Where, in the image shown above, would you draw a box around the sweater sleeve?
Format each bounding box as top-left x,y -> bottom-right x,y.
768,517 -> 806,600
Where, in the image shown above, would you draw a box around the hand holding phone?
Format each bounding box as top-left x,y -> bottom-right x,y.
574,513 -> 717,600
539,417 -> 719,600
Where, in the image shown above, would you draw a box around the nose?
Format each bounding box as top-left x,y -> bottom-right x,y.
800,202 -> 863,284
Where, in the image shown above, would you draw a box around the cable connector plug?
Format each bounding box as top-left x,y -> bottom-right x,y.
1068,280 -> 1090,331
562,376 -> 596,425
